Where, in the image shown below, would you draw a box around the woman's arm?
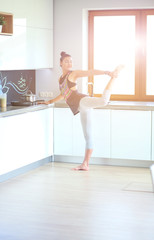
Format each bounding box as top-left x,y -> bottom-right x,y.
39,94 -> 64,105
69,69 -> 113,81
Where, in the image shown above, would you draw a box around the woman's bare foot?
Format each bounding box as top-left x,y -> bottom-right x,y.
113,64 -> 125,77
72,163 -> 89,171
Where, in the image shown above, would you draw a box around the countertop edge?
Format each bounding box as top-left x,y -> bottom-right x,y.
0,104 -> 54,118
54,101 -> 154,111
1,100 -> 154,118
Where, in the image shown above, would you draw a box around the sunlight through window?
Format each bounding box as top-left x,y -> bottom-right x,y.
94,16 -> 135,95
146,15 -> 154,95
89,10 -> 154,101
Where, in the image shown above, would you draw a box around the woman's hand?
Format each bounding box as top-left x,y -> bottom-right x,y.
38,100 -> 52,105
38,94 -> 64,105
104,71 -> 113,77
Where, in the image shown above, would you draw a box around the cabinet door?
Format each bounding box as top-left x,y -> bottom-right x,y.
72,109 -> 110,158
92,109 -> 110,158
73,113 -> 85,156
0,108 -> 53,175
111,110 -> 151,160
26,27 -> 53,69
0,0 -> 53,29
151,112 -> 154,160
0,0 -> 53,70
54,108 -> 73,155
0,26 -> 53,70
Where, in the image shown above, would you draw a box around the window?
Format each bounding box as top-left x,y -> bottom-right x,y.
88,9 -> 154,101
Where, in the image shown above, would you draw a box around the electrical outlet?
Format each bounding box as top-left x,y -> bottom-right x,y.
47,92 -> 53,98
39,91 -> 53,98
39,92 -> 44,97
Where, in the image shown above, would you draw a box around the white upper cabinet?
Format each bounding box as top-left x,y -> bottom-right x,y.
0,0 -> 53,69
0,26 -> 53,70
0,0 -> 53,29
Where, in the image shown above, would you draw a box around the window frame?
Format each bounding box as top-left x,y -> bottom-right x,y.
88,9 -> 154,101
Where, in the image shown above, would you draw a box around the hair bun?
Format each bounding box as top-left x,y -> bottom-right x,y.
61,51 -> 66,57
60,51 -> 71,62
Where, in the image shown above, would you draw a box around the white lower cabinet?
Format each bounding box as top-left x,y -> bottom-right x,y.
73,113 -> 85,156
72,109 -> 110,158
111,110 -> 151,160
54,108 -> 85,156
54,108 -> 110,157
92,109 -> 110,158
151,112 -> 154,160
54,108 -> 73,155
0,108 -> 53,175
54,108 -> 152,161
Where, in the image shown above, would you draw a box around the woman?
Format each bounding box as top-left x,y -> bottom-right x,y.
41,51 -> 123,171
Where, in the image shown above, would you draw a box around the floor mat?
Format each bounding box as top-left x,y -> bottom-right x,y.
123,181 -> 153,193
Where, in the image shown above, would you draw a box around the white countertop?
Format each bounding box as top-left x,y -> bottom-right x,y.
0,104 -> 54,118
1,101 -> 154,118
55,100 -> 154,111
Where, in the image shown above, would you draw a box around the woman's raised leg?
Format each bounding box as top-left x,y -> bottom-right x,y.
72,65 -> 124,171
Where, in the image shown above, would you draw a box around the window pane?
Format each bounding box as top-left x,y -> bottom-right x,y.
93,16 -> 135,95
146,15 -> 154,95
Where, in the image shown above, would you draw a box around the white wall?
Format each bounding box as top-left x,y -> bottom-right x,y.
36,0 -> 154,97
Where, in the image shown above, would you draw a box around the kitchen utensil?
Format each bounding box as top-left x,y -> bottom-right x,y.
11,99 -> 45,106
20,90 -> 37,102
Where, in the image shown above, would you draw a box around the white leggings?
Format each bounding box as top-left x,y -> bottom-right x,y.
79,89 -> 111,149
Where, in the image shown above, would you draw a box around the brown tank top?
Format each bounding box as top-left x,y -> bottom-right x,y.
59,71 -> 87,115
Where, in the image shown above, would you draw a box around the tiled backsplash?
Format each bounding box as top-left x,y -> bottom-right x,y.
0,70 -> 35,104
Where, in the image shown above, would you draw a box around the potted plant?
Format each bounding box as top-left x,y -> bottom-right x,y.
0,15 -> 6,33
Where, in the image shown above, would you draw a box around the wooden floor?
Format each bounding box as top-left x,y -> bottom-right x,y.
0,162 -> 154,240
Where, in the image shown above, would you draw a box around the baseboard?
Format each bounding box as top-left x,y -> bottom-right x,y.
150,164 -> 154,192
1,155 -> 153,183
0,156 -> 53,183
54,155 -> 154,168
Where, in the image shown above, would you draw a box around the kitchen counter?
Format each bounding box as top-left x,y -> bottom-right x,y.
0,104 -> 54,118
55,100 -> 154,111
1,100 -> 154,118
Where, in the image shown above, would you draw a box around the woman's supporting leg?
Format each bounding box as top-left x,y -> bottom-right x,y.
73,107 -> 93,171
73,149 -> 93,171
72,76 -> 114,171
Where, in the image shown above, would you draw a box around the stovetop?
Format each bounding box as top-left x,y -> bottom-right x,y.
11,100 -> 44,106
